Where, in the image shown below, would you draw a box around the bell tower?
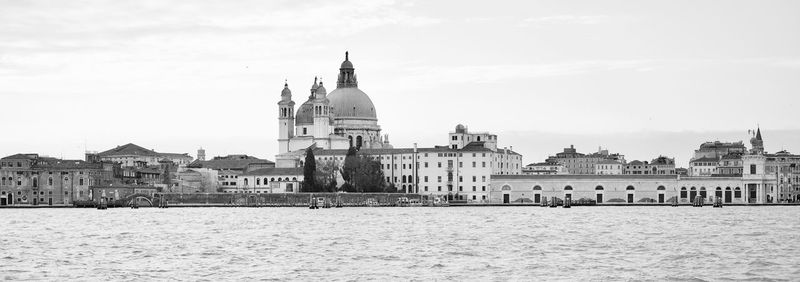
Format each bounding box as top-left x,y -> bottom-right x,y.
278,81 -> 295,154
312,80 -> 332,142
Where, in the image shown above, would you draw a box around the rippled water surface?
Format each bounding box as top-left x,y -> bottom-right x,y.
1,206 -> 799,281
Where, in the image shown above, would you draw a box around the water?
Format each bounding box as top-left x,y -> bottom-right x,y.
1,206 -> 799,281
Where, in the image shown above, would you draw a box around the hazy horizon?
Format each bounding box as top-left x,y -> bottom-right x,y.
1,0 -> 798,168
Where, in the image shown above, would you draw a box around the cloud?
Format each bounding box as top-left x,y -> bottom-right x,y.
521,15 -> 610,26
392,59 -> 654,86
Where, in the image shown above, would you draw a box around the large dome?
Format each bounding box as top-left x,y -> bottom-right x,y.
295,100 -> 314,125
327,87 -> 377,120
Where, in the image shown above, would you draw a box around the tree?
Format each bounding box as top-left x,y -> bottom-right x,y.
316,159 -> 339,192
342,146 -> 358,183
302,147 -> 317,192
353,155 -> 386,192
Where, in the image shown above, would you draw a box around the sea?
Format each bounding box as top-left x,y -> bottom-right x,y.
1,206 -> 798,281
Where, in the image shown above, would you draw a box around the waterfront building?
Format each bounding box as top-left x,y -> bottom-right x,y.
232,167 -> 304,193
594,160 -> 623,175
276,52 -> 392,166
93,143 -> 193,167
524,162 -> 568,175
490,174 -> 760,204
544,146 -> 625,174
0,154 -> 112,205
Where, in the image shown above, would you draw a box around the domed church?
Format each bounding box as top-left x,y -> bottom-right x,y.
276,52 -> 391,166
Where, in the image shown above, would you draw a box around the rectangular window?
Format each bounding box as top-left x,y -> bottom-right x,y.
424,176 -> 428,182
459,162 -> 463,168
437,176 -> 442,182
459,186 -> 463,191
482,176 -> 486,182
424,186 -> 428,192
472,186 -> 476,191
482,186 -> 486,191
750,164 -> 757,174
472,176 -> 476,182
482,162 -> 486,168
459,176 -> 463,182
438,162 -> 442,168
437,186 -> 441,191
425,162 -> 429,168
472,162 -> 476,167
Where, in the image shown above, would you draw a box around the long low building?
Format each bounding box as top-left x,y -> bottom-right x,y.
490,174 -> 775,204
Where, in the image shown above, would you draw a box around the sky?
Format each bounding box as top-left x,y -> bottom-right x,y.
1,0 -> 799,167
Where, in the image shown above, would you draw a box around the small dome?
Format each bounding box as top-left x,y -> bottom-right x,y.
340,60 -> 353,69
316,83 -> 327,95
281,83 -> 291,97
455,124 -> 466,133
327,87 -> 376,119
340,51 -> 354,69
295,100 -> 314,125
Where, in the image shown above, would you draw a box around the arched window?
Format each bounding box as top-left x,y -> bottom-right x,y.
277,177 -> 282,182
256,178 -> 261,185
402,175 -> 406,183
271,178 -> 275,182
595,185 -> 604,190
48,177 -> 53,186
564,186 -> 573,190
79,178 -> 84,186
356,136 -> 363,148
734,187 -> 741,198
1,177 -> 5,185
680,187 -> 687,198
32,178 -> 38,188
244,178 -> 249,186
626,185 -> 635,190
348,136 -> 354,147
16,177 -> 22,186
64,177 -> 69,183
657,186 -> 666,190
533,185 -> 542,190
292,177 -> 297,181
501,185 -> 512,191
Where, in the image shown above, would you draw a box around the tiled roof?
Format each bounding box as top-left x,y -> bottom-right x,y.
1,153 -> 39,160
187,158 -> 274,170
98,143 -> 190,159
98,143 -> 159,157
691,157 -> 719,163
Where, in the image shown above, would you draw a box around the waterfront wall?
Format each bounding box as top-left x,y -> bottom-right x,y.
155,192 -> 422,206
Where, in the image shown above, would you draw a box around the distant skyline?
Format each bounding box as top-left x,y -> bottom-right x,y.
1,0 -> 799,167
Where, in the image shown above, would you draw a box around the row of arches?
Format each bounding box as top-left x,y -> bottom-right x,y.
531,185 -> 647,191
521,185 -> 668,204
242,177 -> 298,187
